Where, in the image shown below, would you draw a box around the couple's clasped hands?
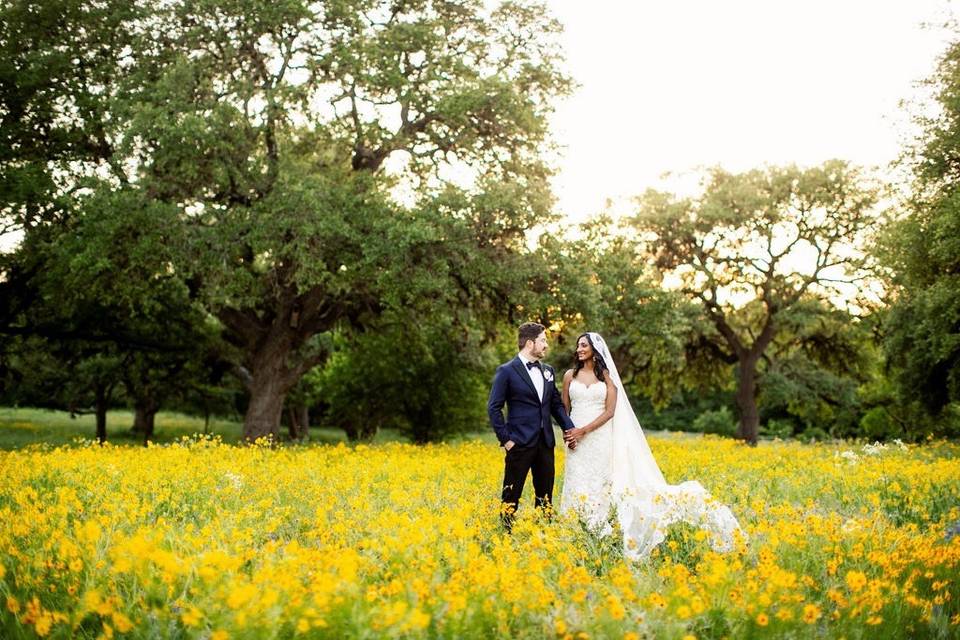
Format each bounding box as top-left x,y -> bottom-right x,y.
564,427 -> 588,449
502,427 -> 587,451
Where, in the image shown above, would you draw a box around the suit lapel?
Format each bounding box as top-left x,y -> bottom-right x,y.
540,366 -> 552,405
511,357 -> 541,402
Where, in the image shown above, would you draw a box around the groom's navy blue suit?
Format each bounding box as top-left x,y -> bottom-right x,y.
488,356 -> 576,527
488,357 -> 574,447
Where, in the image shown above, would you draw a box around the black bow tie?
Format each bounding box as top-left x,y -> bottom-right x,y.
526,361 -> 542,371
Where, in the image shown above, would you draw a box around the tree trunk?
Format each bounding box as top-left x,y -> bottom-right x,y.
244,378 -> 288,443
287,407 -> 297,440
242,337 -> 308,443
133,400 -> 158,435
735,356 -> 760,445
343,421 -> 379,441
223,296 -> 333,443
140,404 -> 158,446
298,405 -> 309,434
95,384 -> 109,444
132,398 -> 159,443
287,405 -> 309,442
131,410 -> 146,434
411,405 -> 432,444
142,411 -> 156,445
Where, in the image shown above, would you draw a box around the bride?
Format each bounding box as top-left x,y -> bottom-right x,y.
559,332 -> 745,559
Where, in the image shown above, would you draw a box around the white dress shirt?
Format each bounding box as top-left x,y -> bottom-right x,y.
517,352 -> 545,401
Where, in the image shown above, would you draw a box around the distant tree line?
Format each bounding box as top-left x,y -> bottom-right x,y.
0,0 -> 957,444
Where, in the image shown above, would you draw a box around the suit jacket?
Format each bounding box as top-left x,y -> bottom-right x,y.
487,357 -> 575,448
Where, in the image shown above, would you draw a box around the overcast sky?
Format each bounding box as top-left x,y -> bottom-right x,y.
544,0 -> 956,222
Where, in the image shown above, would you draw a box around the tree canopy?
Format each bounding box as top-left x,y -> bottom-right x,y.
882,35 -> 960,423
1,0 -> 956,445
625,162 -> 880,443
1,0 -> 575,442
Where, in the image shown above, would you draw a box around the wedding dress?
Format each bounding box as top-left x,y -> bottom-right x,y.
559,333 -> 745,560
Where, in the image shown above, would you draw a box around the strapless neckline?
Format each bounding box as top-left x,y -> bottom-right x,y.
570,378 -> 602,390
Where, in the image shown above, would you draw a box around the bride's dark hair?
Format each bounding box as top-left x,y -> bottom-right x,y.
572,333 -> 607,381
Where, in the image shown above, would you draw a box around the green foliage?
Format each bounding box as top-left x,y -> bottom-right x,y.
0,183 -> 225,442
1,0 -> 575,440
3,0 -> 953,445
859,406 -> 903,441
881,34 -> 960,421
0,0 -> 146,230
634,161 -> 878,314
0,335 -> 120,412
855,367 -> 960,441
882,269 -> 960,415
315,313 -> 495,443
691,407 -> 737,437
542,206 -> 890,443
553,216 -> 718,408
626,162 -> 880,442
0,407 -> 381,449
760,418 -> 795,440
632,388 -> 731,433
755,300 -> 874,438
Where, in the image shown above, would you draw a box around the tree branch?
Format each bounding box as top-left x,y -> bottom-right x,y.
217,307 -> 265,348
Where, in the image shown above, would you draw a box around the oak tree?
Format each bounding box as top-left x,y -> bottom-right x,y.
628,162 -> 879,443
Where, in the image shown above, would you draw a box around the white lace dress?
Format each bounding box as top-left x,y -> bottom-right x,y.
560,379 -> 615,532
560,376 -> 744,558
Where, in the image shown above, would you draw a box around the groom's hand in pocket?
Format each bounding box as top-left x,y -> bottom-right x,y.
504,440 -> 515,451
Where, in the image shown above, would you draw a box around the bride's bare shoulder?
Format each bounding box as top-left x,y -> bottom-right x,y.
563,369 -> 574,382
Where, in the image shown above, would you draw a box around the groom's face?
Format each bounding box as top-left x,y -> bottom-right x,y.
529,332 -> 548,360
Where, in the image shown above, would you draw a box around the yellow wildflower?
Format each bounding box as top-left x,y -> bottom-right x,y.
846,570 -> 868,592
802,604 -> 822,623
34,614 -> 53,636
112,612 -> 133,633
181,607 -> 203,627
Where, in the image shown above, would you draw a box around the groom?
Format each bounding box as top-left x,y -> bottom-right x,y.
488,322 -> 576,529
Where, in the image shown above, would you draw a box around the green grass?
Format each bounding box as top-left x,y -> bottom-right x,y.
0,406 -> 695,450
0,407 -> 364,449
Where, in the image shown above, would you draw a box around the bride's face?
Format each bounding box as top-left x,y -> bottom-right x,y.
576,337 -> 593,361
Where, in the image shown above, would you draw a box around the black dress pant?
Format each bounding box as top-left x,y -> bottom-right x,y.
500,434 -> 554,530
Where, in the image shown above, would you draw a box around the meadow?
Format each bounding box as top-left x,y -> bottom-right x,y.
0,409 -> 359,449
0,416 -> 958,639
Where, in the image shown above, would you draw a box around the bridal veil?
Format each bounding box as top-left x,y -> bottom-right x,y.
586,332 -> 745,560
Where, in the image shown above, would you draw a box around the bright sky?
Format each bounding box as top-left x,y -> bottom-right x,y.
2,1 -> 953,255
545,0 -> 956,222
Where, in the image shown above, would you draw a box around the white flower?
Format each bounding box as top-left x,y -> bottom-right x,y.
222,472 -> 243,489
862,441 -> 887,456
543,369 -> 554,382
838,450 -> 859,464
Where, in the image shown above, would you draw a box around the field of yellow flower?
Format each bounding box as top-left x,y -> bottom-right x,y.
1,434 -> 958,639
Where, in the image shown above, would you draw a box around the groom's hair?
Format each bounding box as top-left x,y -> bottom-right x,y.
518,322 -> 545,350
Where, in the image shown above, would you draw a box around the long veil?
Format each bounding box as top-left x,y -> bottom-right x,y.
587,332 -> 745,559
